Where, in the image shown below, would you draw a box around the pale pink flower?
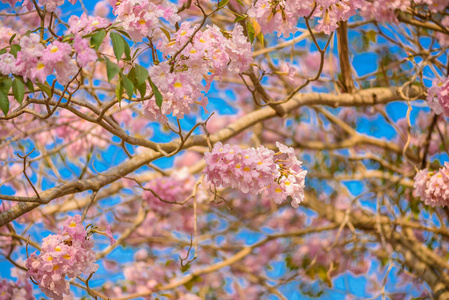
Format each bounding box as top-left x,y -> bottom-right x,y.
94,0 -> 110,17
26,215 -> 98,300
204,142 -> 307,207
73,36 -> 97,67
427,77 -> 449,117
414,163 -> 449,207
0,53 -> 17,75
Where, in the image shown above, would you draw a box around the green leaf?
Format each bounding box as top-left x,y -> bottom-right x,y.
180,263 -> 191,273
134,64 -> 148,86
9,33 -> 16,45
121,74 -> 134,99
10,44 -> 21,57
115,79 -> 123,101
110,32 -> 125,62
90,30 -> 107,50
136,81 -> 146,100
233,14 -> 247,23
25,79 -> 34,93
0,77 -> 11,116
37,83 -> 52,98
149,77 -> 163,108
0,77 -> 13,93
235,0 -> 244,6
257,32 -> 264,47
127,68 -> 136,88
246,21 -> 255,43
218,0 -> 230,8
159,27 -> 171,41
106,60 -> 120,82
124,42 -> 131,60
12,78 -> 25,104
0,90 -> 8,116
114,29 -> 132,40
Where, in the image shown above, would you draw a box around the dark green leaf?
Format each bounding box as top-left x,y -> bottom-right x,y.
106,60 -> 120,82
233,14 -> 247,22
218,0 -> 230,8
136,81 -> 146,100
10,44 -> 21,57
0,90 -> 8,116
124,42 -> 131,60
121,74 -> 134,100
110,32 -> 125,61
12,78 -> 25,104
0,78 -> 13,93
9,33 -> 16,45
0,49 -> 6,55
127,67 -> 136,88
114,29 -> 132,40
134,64 -> 148,86
149,77 -> 163,108
246,21 -> 255,43
90,30 -> 107,50
25,79 -> 34,93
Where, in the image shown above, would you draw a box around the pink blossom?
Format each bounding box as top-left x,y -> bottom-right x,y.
67,14 -> 109,36
73,36 -> 97,67
19,33 -> 45,58
53,109 -> 109,157
360,0 -> 408,23
0,276 -> 34,300
42,41 -> 72,69
105,224 -> 116,246
247,0 -> 362,37
94,0 -> 110,17
414,163 -> 449,207
427,77 -> 449,117
143,167 -> 195,214
26,215 -> 98,300
41,41 -> 78,85
112,0 -> 178,42
38,0 -> 75,12
204,142 -> 307,207
144,22 -> 252,123
0,0 -> 33,10
0,53 -> 17,75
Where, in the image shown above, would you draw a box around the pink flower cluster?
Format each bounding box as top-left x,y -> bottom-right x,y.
67,13 -> 108,67
248,0 -> 363,37
427,77 -> 449,117
143,167 -> 195,214
52,109 -> 109,157
0,33 -> 78,85
67,13 -> 110,36
414,162 -> 449,207
204,142 -> 307,207
1,0 -> 77,11
143,22 -> 252,123
361,0 -> 449,23
0,277 -> 34,300
26,215 -> 98,300
111,0 -> 180,42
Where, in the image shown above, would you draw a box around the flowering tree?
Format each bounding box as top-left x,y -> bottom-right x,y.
1,0 -> 449,298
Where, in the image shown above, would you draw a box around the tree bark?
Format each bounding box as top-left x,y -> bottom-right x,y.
337,21 -> 356,93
